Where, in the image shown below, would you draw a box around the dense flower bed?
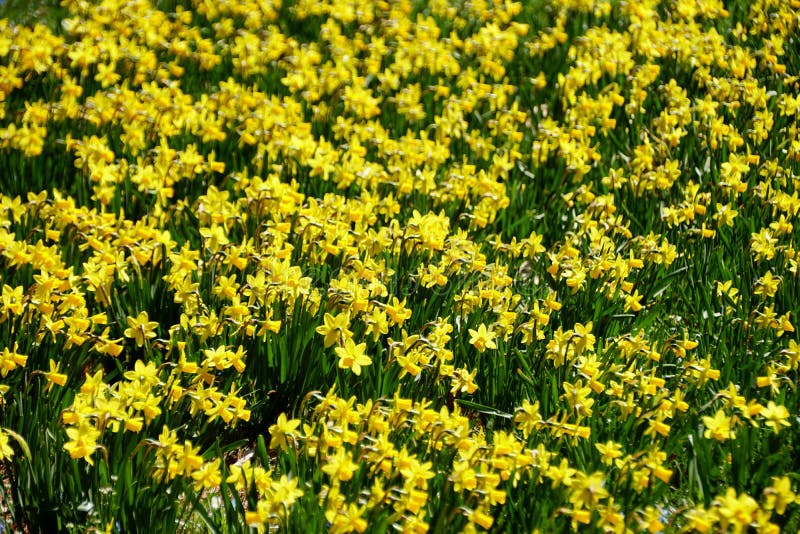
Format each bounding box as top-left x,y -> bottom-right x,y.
1,0 -> 799,531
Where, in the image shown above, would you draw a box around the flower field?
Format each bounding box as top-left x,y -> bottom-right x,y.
1,0 -> 799,531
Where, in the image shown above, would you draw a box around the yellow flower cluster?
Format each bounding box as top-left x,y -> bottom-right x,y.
0,0 -> 799,530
